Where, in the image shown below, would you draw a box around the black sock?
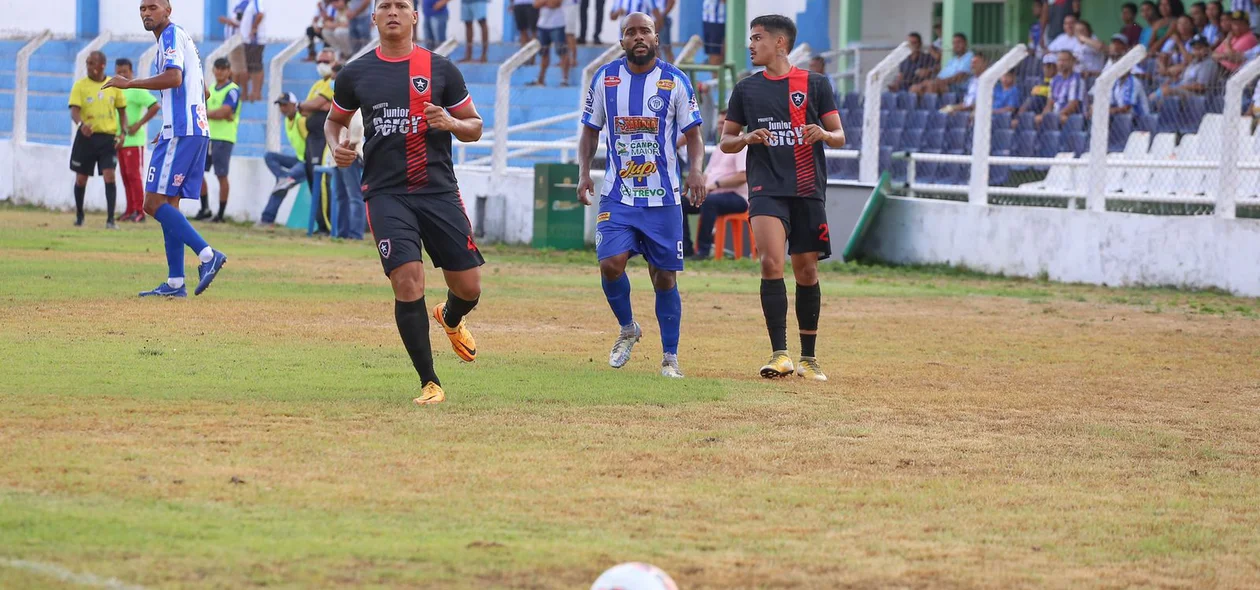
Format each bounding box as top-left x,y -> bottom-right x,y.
199,193 -> 209,212
442,289 -> 479,327
395,297 -> 439,386
760,279 -> 788,352
73,184 -> 86,218
217,200 -> 227,218
796,282 -> 821,358
104,182 -> 117,222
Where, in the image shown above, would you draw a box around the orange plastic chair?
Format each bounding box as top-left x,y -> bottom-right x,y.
711,212 -> 758,260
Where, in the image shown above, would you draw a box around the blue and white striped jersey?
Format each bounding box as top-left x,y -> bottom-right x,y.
582,58 -> 702,208
702,0 -> 725,23
612,0 -> 661,16
152,23 -> 209,139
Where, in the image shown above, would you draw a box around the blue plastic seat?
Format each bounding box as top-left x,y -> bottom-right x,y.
907,110 -> 929,130
991,111 -> 1013,131
881,127 -> 903,148
1063,114 -> 1085,133
991,129 -> 1014,153
1207,94 -> 1224,114
927,110 -> 948,130
919,93 -> 939,111
922,129 -> 946,151
1158,96 -> 1183,133
941,91 -> 958,105
881,91 -> 895,109
1065,131 -> 1089,156
843,92 -> 860,110
1109,114 -> 1133,152
1038,130 -> 1062,157
902,128 -> 925,151
884,110 -> 907,130
1017,111 -> 1037,130
895,91 -> 915,111
1137,113 -> 1159,133
946,128 -> 970,152
1040,114 -> 1060,131
946,112 -> 970,129
1181,95 -> 1207,134
1015,129 -> 1038,158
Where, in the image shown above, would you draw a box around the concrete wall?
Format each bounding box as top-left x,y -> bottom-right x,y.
1,0 -> 77,36
864,197 -> 1260,297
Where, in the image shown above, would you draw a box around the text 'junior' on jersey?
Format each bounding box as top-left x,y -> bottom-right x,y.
726,67 -> 838,200
581,58 -> 702,208
332,46 -> 473,198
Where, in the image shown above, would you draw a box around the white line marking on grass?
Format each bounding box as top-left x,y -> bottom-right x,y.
1,558 -> 146,590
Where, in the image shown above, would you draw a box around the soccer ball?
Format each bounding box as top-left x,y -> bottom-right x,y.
590,562 -> 678,590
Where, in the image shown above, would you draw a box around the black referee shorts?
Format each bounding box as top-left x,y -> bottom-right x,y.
69,132 -> 117,176
366,192 -> 485,276
748,195 -> 832,260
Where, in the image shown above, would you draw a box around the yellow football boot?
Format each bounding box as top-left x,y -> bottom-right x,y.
759,351 -> 795,379
795,357 -> 829,382
433,302 -> 477,362
413,382 -> 446,406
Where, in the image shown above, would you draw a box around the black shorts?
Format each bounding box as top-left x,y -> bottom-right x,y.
70,132 -> 117,176
204,139 -> 234,176
366,193 -> 485,276
244,43 -> 265,73
513,4 -> 538,32
748,196 -> 832,260
703,22 -> 724,55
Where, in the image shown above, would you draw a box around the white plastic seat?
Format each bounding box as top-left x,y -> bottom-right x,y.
1107,131 -> 1151,193
1127,133 -> 1176,194
1020,153 -> 1077,191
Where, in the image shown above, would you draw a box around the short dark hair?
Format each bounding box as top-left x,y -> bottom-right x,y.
908,32 -> 922,43
953,32 -> 967,44
1141,1 -> 1156,8
1077,19 -> 1092,34
213,57 -> 230,69
115,57 -> 133,69
750,14 -> 797,50
1122,2 -> 1138,13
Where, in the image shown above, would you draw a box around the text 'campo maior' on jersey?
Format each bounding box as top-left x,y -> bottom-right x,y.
726,67 -> 839,200
581,58 -> 702,208
332,46 -> 473,198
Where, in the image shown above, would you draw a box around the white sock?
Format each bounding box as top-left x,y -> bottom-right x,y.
167,277 -> 185,288
197,246 -> 214,264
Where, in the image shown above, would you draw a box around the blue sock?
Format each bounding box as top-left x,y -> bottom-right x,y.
162,223 -> 184,280
153,203 -> 210,256
601,273 -> 634,328
655,287 -> 681,356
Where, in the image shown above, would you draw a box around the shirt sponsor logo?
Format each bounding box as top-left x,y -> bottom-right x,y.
791,90 -> 806,108
164,47 -> 177,59
688,96 -> 699,113
371,106 -> 429,136
619,161 -> 658,181
411,75 -> 430,95
613,116 -> 659,135
619,186 -> 667,199
647,95 -> 666,113
762,120 -> 809,147
597,212 -> 611,222
604,76 -> 621,87
584,89 -> 595,114
656,80 -> 675,90
615,139 -> 660,157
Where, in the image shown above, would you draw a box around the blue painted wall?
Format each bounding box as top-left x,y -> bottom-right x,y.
206,0 -> 228,40
796,0 -> 830,52
77,0 -> 100,37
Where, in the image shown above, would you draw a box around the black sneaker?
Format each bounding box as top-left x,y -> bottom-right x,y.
211,215 -> 225,223
106,220 -> 119,230
74,215 -> 84,227
193,209 -> 213,220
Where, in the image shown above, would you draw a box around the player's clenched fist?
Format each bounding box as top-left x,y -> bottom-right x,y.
333,139 -> 358,168
422,101 -> 454,131
743,128 -> 772,145
576,175 -> 595,206
801,124 -> 829,145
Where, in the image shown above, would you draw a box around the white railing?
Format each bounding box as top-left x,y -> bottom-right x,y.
1085,45 -> 1146,211
818,47 -> 860,94
138,43 -> 158,81
860,42 -> 910,182
492,39 -> 541,175
265,36 -> 307,153
13,30 -> 51,144
675,34 -> 703,66
967,44 -> 1027,204
574,43 -> 623,136
202,33 -> 242,92
1217,56 -> 1260,219
788,43 -> 812,68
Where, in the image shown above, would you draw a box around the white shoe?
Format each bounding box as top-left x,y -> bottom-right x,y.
660,353 -> 684,378
272,177 -> 297,193
609,322 -> 641,368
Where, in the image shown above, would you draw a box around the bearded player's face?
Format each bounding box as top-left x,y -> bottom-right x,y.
374,0 -> 418,41
620,14 -> 658,66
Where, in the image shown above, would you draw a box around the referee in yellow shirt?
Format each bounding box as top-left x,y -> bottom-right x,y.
68,50 -> 128,228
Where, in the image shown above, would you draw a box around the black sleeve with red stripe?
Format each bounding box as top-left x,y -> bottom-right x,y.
332,62 -> 360,115
438,58 -> 473,111
811,72 -> 838,121
725,80 -> 747,127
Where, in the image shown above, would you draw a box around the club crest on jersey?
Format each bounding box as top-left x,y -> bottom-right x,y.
411,75 -> 430,95
613,116 -> 659,135
172,174 -> 185,186
791,91 -> 806,109
647,95 -> 666,113
378,239 -> 392,259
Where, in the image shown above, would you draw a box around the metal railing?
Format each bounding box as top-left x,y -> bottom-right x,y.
491,39 -> 541,175
967,45 -> 1027,204
265,37 -> 308,153
12,30 -> 52,144
861,42 -> 911,182
202,33 -> 242,93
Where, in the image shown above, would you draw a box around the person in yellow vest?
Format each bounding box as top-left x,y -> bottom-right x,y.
68,50 -> 128,228
197,58 -> 243,222
259,92 -> 309,226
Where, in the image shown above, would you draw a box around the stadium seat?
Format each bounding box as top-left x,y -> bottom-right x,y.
1181,95 -> 1207,134
923,129 -> 946,151
895,91 -> 915,111
946,112 -> 969,129
1065,131 -> 1089,156
1040,114 -> 1060,132
1038,131 -> 1062,158
992,129 -> 1014,153
1063,114 -> 1085,134
843,92 -> 861,111
1198,113 -> 1223,139
711,213 -> 757,261
916,130 -> 946,183
902,128 -> 925,151
1157,96 -> 1182,134
1014,129 -> 1038,158
1108,114 -> 1133,152
942,91 -> 958,105
907,110 -> 929,130
1137,113 -> 1159,133
946,128 -> 970,152
1017,111 -> 1036,131
885,110 -> 907,130
991,112 -> 1012,131
917,93 -> 938,112
1020,153 -> 1079,193
1171,134 -> 1207,196
1207,94 -> 1224,114
881,91 -> 895,109
1125,133 -> 1177,194
881,127 -> 903,148
1106,131 -> 1152,193
879,145 -> 894,177
927,110 -> 948,130
847,126 -> 863,148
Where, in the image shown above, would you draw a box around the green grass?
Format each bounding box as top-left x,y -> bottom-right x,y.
2,208 -> 1259,588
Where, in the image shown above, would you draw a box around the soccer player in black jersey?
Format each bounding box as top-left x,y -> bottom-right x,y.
325,0 -> 485,406
719,15 -> 846,382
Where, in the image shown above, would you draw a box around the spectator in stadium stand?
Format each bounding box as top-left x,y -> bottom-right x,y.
1150,0 -> 1187,51
1156,15 -> 1197,78
1042,0 -> 1076,41
1156,35 -> 1220,101
345,0 -> 373,52
1014,53 -> 1058,128
701,0 -> 723,64
1206,2 -> 1226,47
1036,50 -> 1083,129
300,49 -> 337,235
684,108 -> 748,260
259,92 -> 308,227
1212,10 -> 1259,71
909,33 -> 973,96
1120,3 -> 1143,46
531,0 -> 571,85
1030,1 -> 1046,55
422,0 -> 450,46
945,58 -> 1021,117
930,23 -> 943,59
1046,14 -> 1079,55
1073,20 -> 1106,75
887,32 -> 937,92
219,0 -> 250,80
1107,36 -> 1151,116
1139,1 -> 1159,46
240,0 -> 266,102
1191,2 -> 1217,43
513,0 -> 539,63
1229,0 -> 1260,31
942,53 -> 988,114
809,55 -> 826,75
304,1 -> 333,61
460,0 -> 491,62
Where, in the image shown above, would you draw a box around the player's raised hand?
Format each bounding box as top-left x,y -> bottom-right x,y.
576,174 -> 594,206
422,102 -> 454,131
333,139 -> 358,168
801,124 -> 829,145
102,76 -> 130,90
743,128 -> 772,146
683,169 -> 707,207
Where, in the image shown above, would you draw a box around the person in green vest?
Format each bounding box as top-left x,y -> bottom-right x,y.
113,58 -> 161,223
197,57 -> 242,223
259,92 -> 310,226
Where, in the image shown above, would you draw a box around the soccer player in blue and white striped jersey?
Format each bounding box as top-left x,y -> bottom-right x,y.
577,12 -> 706,378
106,0 -> 227,298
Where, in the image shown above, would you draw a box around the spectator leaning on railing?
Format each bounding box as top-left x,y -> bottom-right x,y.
943,53 -> 1021,116
888,32 -> 937,92
259,92 -> 308,227
240,0 -> 266,102
1037,50 -> 1083,129
910,32 -> 972,96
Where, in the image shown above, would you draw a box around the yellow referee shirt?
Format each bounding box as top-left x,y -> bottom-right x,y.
69,76 -> 125,136
307,78 -> 334,103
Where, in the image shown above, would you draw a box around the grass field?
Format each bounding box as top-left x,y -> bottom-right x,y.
2,206 -> 1259,589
